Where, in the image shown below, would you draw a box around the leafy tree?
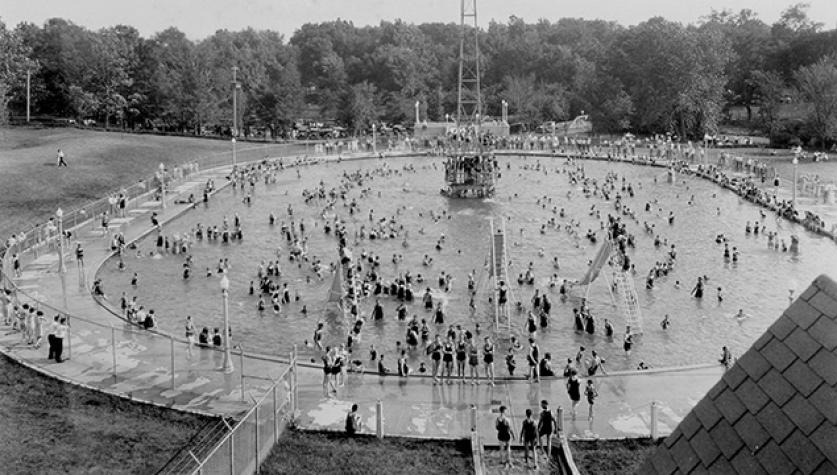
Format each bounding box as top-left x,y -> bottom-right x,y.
794,55 -> 837,146
751,69 -> 787,136
339,81 -> 378,133
0,19 -> 37,123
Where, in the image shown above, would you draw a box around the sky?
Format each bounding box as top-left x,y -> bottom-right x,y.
2,0 -> 836,40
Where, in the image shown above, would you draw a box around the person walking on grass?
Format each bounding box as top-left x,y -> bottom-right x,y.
495,405 -> 514,467
57,149 -> 68,167
520,408 -> 539,470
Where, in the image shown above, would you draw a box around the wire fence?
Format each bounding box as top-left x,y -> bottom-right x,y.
187,355 -> 298,475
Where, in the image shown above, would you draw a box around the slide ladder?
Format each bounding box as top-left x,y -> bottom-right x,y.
489,218 -> 512,332
612,270 -> 643,334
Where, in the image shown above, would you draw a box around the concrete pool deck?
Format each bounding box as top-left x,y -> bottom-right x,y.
0,149 -> 771,439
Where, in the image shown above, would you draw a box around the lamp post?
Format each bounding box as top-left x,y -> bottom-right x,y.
415,101 -> 420,124
372,124 -> 377,155
158,163 -> 166,209
792,156 -> 799,204
231,66 -> 240,167
219,272 -> 234,374
501,100 -> 508,123
56,208 -> 65,273
26,69 -> 31,123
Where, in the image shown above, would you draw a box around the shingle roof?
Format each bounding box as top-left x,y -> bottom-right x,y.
639,274 -> 837,474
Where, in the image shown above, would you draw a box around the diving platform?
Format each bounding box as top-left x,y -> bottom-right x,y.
442,152 -> 499,198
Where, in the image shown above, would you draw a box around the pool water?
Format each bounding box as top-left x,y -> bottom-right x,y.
98,155 -> 837,372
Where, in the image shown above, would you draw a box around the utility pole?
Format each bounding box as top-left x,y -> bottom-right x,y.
232,66 -> 240,167
26,69 -> 31,123
232,66 -> 239,137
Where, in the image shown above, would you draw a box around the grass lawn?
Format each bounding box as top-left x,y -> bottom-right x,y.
0,127 -> 301,239
570,438 -> 661,475
0,354 -> 216,474
260,430 -> 473,475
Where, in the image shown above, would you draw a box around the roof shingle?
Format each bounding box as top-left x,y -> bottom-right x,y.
636,275 -> 837,475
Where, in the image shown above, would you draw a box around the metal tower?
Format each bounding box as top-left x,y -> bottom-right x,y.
456,0 -> 481,127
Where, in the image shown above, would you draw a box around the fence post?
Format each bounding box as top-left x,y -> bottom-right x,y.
170,334 -> 175,390
292,345 -> 298,415
111,326 -> 117,378
288,348 -> 294,412
254,406 -> 260,469
470,404 -> 477,432
239,346 -> 245,401
229,435 -> 235,475
557,406 -> 564,435
376,400 -> 384,439
272,386 -> 279,444
650,401 -> 658,439
66,315 -> 72,360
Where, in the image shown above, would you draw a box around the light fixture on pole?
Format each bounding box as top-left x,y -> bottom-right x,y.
158,163 -> 166,209
415,101 -> 420,124
26,69 -> 31,123
56,208 -> 65,273
231,66 -> 240,167
219,272 -> 234,373
372,124 -> 377,155
792,156 -> 799,204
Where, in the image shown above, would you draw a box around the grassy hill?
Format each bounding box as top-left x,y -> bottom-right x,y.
0,127 -> 300,239
0,354 -> 214,474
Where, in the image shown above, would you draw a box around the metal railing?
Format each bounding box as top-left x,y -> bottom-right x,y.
190,351 -> 298,475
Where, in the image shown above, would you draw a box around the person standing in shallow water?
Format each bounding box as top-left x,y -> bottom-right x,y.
623,326 -> 634,357
691,276 -> 704,299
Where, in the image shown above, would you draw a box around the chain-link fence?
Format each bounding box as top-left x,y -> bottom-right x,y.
191,360 -> 297,475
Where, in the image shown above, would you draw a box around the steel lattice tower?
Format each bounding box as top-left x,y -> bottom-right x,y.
456,0 -> 481,128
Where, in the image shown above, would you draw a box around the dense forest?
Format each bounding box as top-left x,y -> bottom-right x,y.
1,3 -> 836,144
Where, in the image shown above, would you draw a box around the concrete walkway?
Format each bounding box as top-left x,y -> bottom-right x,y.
1,165 -> 290,416
294,365 -> 722,440
2,149 -> 723,439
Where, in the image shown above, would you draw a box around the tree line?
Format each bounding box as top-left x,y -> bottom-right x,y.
1,3 -> 836,145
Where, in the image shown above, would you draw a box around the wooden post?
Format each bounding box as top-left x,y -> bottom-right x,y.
557,406 -> 564,435
292,345 -> 299,414
470,404 -> 477,432
239,345 -> 245,401
111,326 -> 117,377
650,401 -> 658,439
229,434 -> 235,474
376,400 -> 384,439
254,406 -> 260,468
272,386 -> 279,443
170,334 -> 175,390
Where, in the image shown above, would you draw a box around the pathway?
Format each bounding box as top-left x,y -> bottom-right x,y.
294,365 -> 722,440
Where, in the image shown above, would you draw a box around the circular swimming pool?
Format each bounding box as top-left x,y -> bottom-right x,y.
97,155 -> 837,372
